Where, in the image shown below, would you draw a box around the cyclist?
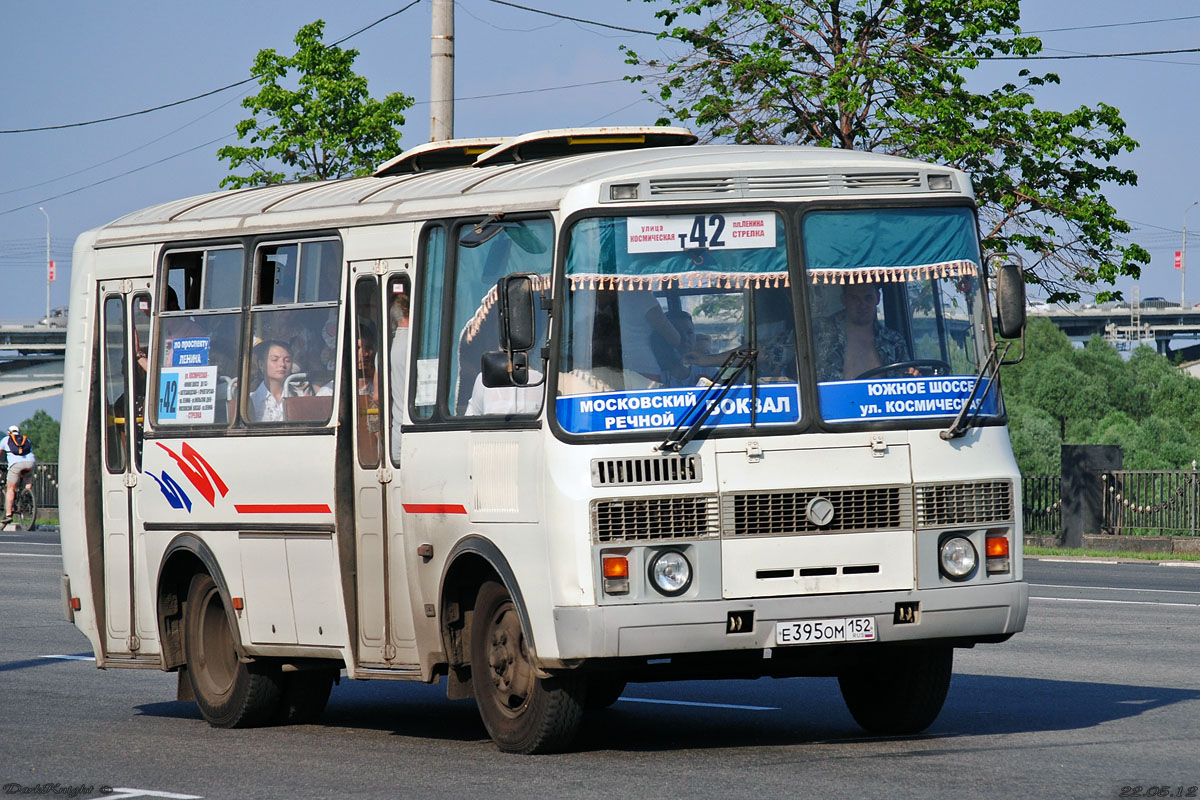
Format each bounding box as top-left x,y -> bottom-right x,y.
1,424 -> 35,526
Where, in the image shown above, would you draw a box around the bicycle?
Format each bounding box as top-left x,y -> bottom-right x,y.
11,466 -> 37,531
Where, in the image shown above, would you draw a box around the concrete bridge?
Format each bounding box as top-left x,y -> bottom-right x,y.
0,324 -> 67,407
1029,304 -> 1200,360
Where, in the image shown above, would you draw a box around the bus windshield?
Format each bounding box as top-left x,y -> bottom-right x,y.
802,206 -> 995,424
556,211 -> 800,436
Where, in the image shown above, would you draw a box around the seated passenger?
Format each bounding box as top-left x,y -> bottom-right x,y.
250,340 -> 308,422
814,282 -> 910,381
466,369 -> 544,416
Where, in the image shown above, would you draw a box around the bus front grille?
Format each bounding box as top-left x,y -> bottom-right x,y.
592,495 -> 721,542
721,487 -> 912,536
915,480 -> 1013,528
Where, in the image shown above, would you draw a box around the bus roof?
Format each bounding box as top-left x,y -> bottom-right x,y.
92,135 -> 970,247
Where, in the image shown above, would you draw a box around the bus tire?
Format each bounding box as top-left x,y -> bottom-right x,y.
470,581 -> 585,754
276,669 -> 336,725
837,644 -> 952,735
184,573 -> 281,728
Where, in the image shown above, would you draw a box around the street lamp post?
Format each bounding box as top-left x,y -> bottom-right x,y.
1185,201 -> 1195,311
38,207 -> 50,324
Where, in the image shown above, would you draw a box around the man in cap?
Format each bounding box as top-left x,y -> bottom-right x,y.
1,424 -> 35,526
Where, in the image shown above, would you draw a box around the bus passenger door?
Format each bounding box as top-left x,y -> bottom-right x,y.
98,279 -> 154,658
349,264 -> 418,669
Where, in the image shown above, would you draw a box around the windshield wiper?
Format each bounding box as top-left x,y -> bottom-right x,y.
658,347 -> 757,453
939,341 -> 1009,440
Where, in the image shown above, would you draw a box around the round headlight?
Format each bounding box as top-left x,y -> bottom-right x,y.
648,550 -> 692,596
939,536 -> 977,580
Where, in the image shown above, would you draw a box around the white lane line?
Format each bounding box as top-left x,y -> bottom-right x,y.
105,790 -> 203,799
1159,561 -> 1200,568
1033,582 -> 1200,596
1032,596 -> 1200,609
618,697 -> 779,711
0,542 -> 61,547
40,654 -> 95,661
1037,558 -> 1119,564
0,552 -> 60,558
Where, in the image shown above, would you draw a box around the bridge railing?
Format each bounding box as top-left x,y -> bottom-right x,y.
1101,469 -> 1200,536
1022,474 -> 1061,536
32,463 -> 58,511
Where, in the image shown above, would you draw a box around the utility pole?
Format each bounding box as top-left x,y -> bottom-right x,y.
430,0 -> 454,141
1185,201 -> 1198,309
38,207 -> 50,324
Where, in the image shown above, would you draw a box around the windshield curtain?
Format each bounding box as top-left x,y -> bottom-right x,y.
556,212 -> 800,435
803,207 -> 997,424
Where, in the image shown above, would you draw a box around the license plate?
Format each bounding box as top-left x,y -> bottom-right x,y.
775,616 -> 876,646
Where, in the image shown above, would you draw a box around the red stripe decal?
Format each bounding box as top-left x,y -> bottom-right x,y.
234,504 -> 332,514
403,503 -> 469,515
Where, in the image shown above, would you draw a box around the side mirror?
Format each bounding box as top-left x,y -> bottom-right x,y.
994,259 -> 1026,340
497,273 -> 537,352
481,350 -> 528,388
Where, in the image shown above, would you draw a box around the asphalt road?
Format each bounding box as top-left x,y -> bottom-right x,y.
2,529 -> 1198,800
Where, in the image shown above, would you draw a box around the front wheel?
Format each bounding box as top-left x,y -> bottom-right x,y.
470,581 -> 586,754
14,487 -> 36,531
838,645 -> 953,735
184,573 -> 282,728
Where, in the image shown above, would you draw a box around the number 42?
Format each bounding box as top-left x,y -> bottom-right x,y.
678,214 -> 726,249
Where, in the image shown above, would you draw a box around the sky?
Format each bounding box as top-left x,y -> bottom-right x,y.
2,0 -> 1199,422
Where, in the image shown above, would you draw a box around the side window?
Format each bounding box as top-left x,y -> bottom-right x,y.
155,248 -> 244,427
386,274 -> 411,467
246,238 -> 341,425
412,227 -> 446,421
102,295 -> 127,473
449,217 -> 553,417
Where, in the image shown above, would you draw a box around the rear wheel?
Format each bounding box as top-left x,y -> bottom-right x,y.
14,486 -> 36,531
470,581 -> 585,754
838,645 -> 953,735
184,573 -> 281,727
276,668 -> 336,725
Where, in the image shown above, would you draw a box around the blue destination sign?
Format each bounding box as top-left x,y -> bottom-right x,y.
556,383 -> 800,434
171,337 -> 210,367
818,375 -> 998,423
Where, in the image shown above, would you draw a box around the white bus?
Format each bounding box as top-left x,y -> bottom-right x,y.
59,126 -> 1028,754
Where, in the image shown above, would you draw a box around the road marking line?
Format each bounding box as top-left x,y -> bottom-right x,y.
1159,561 -> 1200,568
1033,582 -> 1200,596
0,541 -> 61,547
105,790 -> 203,799
40,654 -> 95,661
1032,596 -> 1200,608
0,552 -> 60,558
618,697 -> 779,711
1037,558 -> 1118,564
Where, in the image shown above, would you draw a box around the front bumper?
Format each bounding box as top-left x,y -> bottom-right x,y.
550,580 -> 1027,663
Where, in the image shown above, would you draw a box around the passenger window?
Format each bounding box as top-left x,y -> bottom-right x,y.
246,238 -> 341,425
412,227 -> 446,421
155,248 -> 244,427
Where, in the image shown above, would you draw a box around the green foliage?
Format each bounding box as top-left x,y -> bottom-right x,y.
218,20 -> 414,188
1003,320 -> 1200,474
17,409 -> 59,462
624,0 -> 1148,302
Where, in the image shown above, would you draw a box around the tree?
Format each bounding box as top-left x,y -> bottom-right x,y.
624,0 -> 1148,302
18,409 -> 59,462
218,20 -> 414,189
